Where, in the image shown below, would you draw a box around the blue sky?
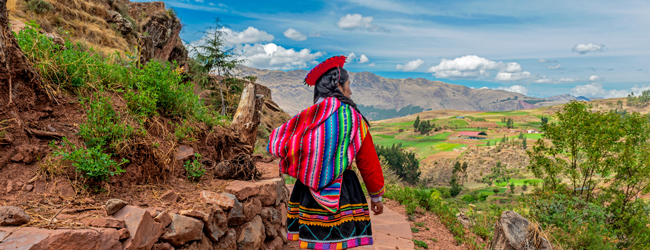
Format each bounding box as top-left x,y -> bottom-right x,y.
135,0 -> 650,98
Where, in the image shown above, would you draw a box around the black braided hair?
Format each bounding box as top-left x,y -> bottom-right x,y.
313,67 -> 370,125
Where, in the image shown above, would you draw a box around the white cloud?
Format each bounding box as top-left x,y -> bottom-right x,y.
479,87 -> 489,90
208,2 -> 214,5
309,31 -> 322,37
537,59 -> 557,63
235,43 -> 324,70
497,85 -> 528,95
535,79 -> 553,83
221,27 -> 274,46
572,43 -> 605,54
547,64 -> 562,69
396,59 -> 425,71
195,0 -> 203,2
368,63 -> 376,67
426,55 -> 535,81
559,78 -> 580,83
359,54 -> 369,64
495,71 -> 532,81
283,28 -> 307,41
589,75 -> 600,81
346,52 -> 357,63
569,83 -> 646,98
337,14 -> 386,32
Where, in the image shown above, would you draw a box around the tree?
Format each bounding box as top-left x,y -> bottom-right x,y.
527,101 -> 621,202
509,182 -> 515,193
541,116 -> 549,126
190,18 -> 244,115
492,187 -> 500,194
486,141 -> 491,146
375,144 -> 420,183
506,118 -> 514,129
522,137 -> 527,149
413,115 -> 420,130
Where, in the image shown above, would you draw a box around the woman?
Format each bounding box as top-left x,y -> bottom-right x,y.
268,55 -> 385,249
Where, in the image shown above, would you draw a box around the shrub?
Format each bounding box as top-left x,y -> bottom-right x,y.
184,153 -> 205,182
26,0 -> 53,14
413,239 -> 427,249
477,193 -> 489,202
79,95 -> 134,149
174,119 -> 197,142
461,194 -> 475,203
375,144 -> 420,184
492,187 -> 500,194
52,138 -> 128,183
411,227 -> 419,233
125,87 -> 158,117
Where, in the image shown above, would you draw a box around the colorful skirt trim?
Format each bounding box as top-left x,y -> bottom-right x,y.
287,170 -> 373,249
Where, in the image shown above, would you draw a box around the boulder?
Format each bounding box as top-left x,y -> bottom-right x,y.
204,206 -> 228,242
88,217 -> 125,229
213,228 -> 236,250
161,190 -> 180,203
227,198 -> 246,227
260,207 -> 282,238
160,213 -> 204,247
111,205 -> 163,250
139,13 -> 187,66
200,191 -> 236,210
106,10 -> 133,35
155,211 -> 173,228
118,228 -> 130,240
490,211 -> 553,250
225,180 -> 260,201
0,227 -> 121,250
180,233 -> 213,250
179,209 -> 207,220
236,215 -> 265,250
105,199 -> 128,215
275,202 -> 288,227
256,178 -> 283,206
264,236 -> 284,250
0,206 -> 31,226
152,242 -> 175,250
242,197 -> 262,222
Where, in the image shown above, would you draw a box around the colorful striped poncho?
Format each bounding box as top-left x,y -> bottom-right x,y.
267,97 -> 369,213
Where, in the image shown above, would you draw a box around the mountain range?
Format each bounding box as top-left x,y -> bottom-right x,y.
239,66 -> 576,120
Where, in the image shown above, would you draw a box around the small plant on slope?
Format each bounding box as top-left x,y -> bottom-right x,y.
185,153 -> 205,182
51,138 -> 128,184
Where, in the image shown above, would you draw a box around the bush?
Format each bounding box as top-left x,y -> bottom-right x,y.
79,95 -> 134,149
375,144 -> 420,184
26,0 -> 53,14
51,138 -> 128,183
461,194 -> 475,203
492,187 -> 500,194
413,239 -> 427,248
184,153 -> 205,182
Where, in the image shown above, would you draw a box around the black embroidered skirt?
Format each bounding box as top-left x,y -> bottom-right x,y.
287,169 -> 373,249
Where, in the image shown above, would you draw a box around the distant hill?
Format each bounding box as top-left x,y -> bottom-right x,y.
239,66 -> 573,118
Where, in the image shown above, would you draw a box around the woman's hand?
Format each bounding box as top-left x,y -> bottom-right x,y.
370,200 -> 383,215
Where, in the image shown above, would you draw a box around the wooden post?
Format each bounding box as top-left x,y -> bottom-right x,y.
231,82 -> 264,154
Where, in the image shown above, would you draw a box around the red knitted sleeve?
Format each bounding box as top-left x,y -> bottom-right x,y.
355,133 -> 385,198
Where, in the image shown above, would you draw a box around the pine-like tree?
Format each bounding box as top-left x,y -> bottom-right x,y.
413,115 -> 420,131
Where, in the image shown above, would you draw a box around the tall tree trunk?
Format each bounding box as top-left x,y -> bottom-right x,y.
231,82 -> 264,154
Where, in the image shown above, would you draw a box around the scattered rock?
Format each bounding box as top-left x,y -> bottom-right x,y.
33,180 -> 46,194
204,206 -> 228,242
160,213 -> 204,247
226,180 -> 260,200
155,211 -> 173,228
11,153 -> 24,162
256,178 -> 283,206
200,191 -> 236,210
264,236 -> 284,250
181,233 -> 213,250
147,207 -> 164,217
84,197 -> 96,204
175,145 -> 194,161
105,199 -> 128,215
227,198 -> 246,227
236,215 -> 265,250
214,228 -> 236,250
152,243 -> 174,250
5,180 -> 13,193
243,197 -> 262,222
179,209 -> 207,220
118,228 -> 130,240
0,206 -> 31,226
160,190 -> 180,203
111,205 -> 163,250
490,211 -> 553,250
24,184 -> 34,192
88,217 -> 126,229
106,10 -> 134,35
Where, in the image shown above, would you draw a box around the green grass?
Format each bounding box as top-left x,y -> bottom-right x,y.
433,143 -> 465,151
477,111 -> 530,116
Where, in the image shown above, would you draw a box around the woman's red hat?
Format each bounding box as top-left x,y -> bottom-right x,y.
304,55 -> 347,86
